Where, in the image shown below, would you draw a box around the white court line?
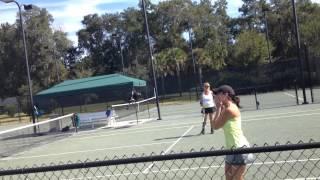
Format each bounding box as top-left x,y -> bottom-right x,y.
69,108 -> 320,140
103,118 -> 154,128
47,110 -> 320,149
285,177 -> 320,180
162,126 -> 194,155
73,110 -> 320,140
62,158 -> 320,180
284,92 -> 304,101
5,111 -> 320,160
5,110 -> 320,161
142,126 -> 194,174
244,112 -> 320,122
0,141 -> 175,161
76,106 -> 320,136
69,125 -> 194,141
242,108 -> 320,118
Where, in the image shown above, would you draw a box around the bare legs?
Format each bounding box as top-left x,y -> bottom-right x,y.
225,163 -> 246,180
209,112 -> 215,133
200,114 -> 207,134
201,112 -> 215,134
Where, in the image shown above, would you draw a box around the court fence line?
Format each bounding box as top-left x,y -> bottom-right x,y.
0,140 -> 320,179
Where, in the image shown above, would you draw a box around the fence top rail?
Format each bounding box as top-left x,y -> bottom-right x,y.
0,140 -> 319,176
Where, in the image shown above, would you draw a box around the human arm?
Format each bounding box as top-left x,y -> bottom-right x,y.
211,95 -> 230,130
212,105 -> 229,130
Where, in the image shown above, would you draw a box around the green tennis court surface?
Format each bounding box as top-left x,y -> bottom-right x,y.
0,91 -> 320,179
0,90 -> 319,170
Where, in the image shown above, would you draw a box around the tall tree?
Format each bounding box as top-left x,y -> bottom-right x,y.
238,0 -> 265,30
0,23 -> 23,97
298,1 -> 320,56
23,6 -> 72,90
230,30 -> 272,67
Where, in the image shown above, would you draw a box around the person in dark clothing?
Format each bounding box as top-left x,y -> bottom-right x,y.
128,89 -> 141,103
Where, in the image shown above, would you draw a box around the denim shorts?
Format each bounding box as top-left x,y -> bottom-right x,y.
225,153 -> 255,165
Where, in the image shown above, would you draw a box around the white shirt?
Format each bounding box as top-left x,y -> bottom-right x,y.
201,91 -> 215,108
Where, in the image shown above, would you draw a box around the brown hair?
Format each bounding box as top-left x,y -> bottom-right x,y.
230,95 -> 241,108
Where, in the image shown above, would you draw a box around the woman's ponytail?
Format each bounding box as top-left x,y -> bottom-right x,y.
231,96 -> 241,108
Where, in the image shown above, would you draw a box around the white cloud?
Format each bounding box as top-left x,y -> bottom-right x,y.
49,0 -> 135,45
49,0 -> 107,45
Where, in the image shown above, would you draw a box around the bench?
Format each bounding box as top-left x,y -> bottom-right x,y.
77,110 -> 117,128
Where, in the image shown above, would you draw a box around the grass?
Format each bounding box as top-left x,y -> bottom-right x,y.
0,91 -> 199,126
0,112 -> 60,126
0,113 -> 31,125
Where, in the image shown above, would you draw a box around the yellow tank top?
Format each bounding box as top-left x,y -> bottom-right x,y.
223,116 -> 249,149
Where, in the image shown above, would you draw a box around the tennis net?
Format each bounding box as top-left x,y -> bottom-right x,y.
111,96 -> 157,124
0,113 -> 75,158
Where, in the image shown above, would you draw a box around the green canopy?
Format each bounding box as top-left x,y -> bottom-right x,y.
36,74 -> 146,97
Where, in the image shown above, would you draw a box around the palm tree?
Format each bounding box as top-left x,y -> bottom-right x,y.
193,48 -> 211,87
154,47 -> 187,97
154,51 -> 172,98
166,48 -> 187,96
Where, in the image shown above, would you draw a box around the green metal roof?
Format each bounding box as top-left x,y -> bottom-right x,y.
36,74 -> 146,96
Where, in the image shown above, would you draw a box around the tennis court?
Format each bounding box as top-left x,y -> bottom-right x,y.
0,89 -> 319,179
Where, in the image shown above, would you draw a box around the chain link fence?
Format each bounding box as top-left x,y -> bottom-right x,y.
1,141 -> 319,180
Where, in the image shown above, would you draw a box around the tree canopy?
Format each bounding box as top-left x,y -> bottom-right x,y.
0,0 -> 320,99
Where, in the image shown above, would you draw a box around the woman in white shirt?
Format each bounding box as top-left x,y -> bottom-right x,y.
200,82 -> 216,134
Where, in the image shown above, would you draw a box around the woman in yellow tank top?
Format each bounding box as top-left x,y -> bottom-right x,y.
212,85 -> 252,180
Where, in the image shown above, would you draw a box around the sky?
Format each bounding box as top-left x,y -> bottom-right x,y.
0,0 -> 319,45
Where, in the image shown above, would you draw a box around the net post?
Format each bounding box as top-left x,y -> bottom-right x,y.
147,101 -> 150,118
254,88 -> 259,110
135,101 -> 139,124
110,107 -> 117,127
294,79 -> 299,105
291,0 -> 308,105
90,118 -> 94,129
304,43 -> 314,103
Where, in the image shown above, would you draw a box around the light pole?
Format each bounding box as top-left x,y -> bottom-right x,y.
51,46 -> 61,82
119,36 -> 125,73
278,18 -> 284,58
187,24 -> 199,98
54,48 -> 60,82
141,0 -> 161,120
262,9 -> 272,64
0,0 -> 36,125
291,0 -> 308,104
